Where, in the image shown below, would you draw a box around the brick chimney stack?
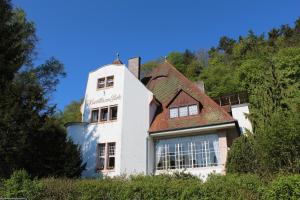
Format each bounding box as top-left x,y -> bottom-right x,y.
128,57 -> 141,80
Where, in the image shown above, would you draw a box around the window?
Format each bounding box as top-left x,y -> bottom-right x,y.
188,105 -> 198,115
97,142 -> 116,171
97,78 -> 105,89
109,106 -> 118,120
155,135 -> 219,170
91,109 -> 99,123
98,143 -> 106,170
100,107 -> 108,122
169,104 -> 199,119
106,76 -> 114,87
179,106 -> 188,117
91,105 -> 118,123
107,143 -> 116,170
97,76 -> 114,89
169,107 -> 178,118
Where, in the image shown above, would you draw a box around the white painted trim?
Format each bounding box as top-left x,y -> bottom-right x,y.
149,123 -> 236,138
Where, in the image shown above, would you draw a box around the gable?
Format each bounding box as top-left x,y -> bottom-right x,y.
168,90 -> 202,109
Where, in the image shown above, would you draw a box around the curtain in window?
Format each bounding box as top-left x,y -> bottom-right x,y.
155,134 -> 220,170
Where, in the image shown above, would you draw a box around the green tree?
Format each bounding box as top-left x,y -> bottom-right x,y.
0,0 -> 85,178
58,100 -> 83,126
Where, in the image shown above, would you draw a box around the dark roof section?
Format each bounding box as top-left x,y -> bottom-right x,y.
144,61 -> 236,133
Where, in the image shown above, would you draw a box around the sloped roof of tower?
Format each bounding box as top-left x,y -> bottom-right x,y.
112,58 -> 123,65
144,61 -> 236,133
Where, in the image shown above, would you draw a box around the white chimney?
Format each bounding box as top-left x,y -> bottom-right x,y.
195,80 -> 205,93
128,57 -> 141,79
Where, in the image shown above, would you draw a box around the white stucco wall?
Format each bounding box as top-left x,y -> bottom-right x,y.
120,67 -> 153,175
231,103 -> 252,133
67,63 -> 153,177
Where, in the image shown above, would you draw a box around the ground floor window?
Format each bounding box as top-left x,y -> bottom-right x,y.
97,142 -> 116,170
155,134 -> 220,170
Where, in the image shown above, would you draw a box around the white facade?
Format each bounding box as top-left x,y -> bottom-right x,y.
231,103 -> 252,133
67,63 -> 153,177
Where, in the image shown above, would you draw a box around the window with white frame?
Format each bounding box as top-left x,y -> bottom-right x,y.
107,143 -> 116,169
169,107 -> 178,118
188,104 -> 199,115
169,104 -> 199,119
97,142 -> 116,171
155,134 -> 219,170
98,143 -> 106,170
179,106 -> 188,117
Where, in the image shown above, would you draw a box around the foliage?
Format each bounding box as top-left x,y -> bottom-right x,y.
0,173 -> 277,200
263,174 -> 300,200
56,99 -> 83,126
0,170 -> 42,200
0,0 -> 84,178
0,0 -> 37,86
203,174 -> 263,200
226,134 -> 258,173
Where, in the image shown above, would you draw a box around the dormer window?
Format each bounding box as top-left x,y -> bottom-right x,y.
169,104 -> 199,119
188,104 -> 199,115
179,106 -> 188,117
106,76 -> 114,87
170,107 -> 179,118
97,78 -> 105,89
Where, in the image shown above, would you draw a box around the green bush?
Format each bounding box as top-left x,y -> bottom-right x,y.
226,134 -> 258,173
4,171 -> 300,199
203,173 -> 264,200
263,175 -> 300,200
1,170 -> 42,200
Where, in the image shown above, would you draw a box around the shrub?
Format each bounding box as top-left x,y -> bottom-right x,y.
203,173 -> 264,200
263,174 -> 300,200
1,170 -> 42,200
226,134 -> 258,173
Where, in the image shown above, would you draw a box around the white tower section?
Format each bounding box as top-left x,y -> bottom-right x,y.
67,63 -> 153,177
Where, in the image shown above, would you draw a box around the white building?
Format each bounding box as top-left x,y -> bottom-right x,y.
66,56 -> 243,179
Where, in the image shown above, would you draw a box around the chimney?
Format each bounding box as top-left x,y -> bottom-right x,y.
128,57 -> 141,79
195,80 -> 205,93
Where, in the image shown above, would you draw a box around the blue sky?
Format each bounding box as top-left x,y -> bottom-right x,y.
13,0 -> 300,110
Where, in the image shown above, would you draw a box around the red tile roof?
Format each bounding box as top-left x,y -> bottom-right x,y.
144,61 -> 236,133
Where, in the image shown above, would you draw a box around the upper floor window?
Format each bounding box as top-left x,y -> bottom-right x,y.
169,104 -> 199,119
106,76 -> 114,87
91,109 -> 99,123
91,105 -> 118,123
109,105 -> 118,120
170,107 -> 179,119
97,76 -> 114,89
97,78 -> 105,89
100,107 -> 108,122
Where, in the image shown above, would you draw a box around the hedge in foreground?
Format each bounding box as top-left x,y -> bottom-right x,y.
2,171 -> 300,200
